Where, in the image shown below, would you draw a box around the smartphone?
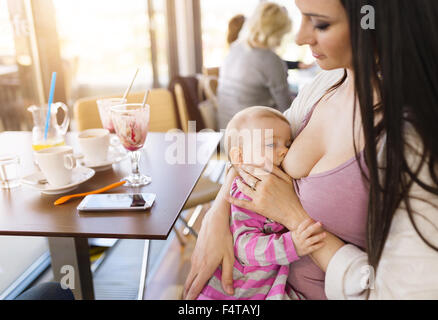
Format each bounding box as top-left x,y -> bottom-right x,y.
77,193 -> 156,212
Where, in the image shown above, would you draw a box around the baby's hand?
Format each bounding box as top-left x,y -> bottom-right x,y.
291,219 -> 326,257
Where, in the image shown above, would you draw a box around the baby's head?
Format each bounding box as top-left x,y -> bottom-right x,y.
224,106 -> 292,168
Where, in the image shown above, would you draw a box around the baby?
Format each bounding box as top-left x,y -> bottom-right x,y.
197,106 -> 325,300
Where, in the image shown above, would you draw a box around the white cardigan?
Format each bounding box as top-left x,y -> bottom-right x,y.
284,69 -> 438,299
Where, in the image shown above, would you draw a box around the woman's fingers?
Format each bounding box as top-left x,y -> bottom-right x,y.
256,157 -> 292,183
184,248 -> 235,299
240,161 -> 290,183
226,194 -> 254,212
185,273 -> 203,300
240,164 -> 269,180
235,179 -> 256,198
221,251 -> 235,295
264,158 -> 293,182
271,166 -> 293,183
237,167 -> 260,189
183,267 -> 198,299
185,266 -> 213,300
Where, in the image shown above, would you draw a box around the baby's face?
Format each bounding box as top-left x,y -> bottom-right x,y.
238,115 -> 292,168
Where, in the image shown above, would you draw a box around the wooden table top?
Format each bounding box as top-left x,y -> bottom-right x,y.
0,131 -> 222,240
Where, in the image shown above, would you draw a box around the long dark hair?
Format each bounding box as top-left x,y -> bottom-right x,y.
339,0 -> 438,274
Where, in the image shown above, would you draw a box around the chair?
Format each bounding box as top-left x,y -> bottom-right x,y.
202,67 -> 220,94
170,75 -> 219,131
174,84 -> 190,133
168,76 -> 206,132
200,75 -> 218,109
199,67 -> 220,131
197,75 -> 219,131
73,95 -> 107,131
202,67 -> 219,95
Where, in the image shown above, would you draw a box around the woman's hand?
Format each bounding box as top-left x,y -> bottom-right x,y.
183,167 -> 238,300
183,207 -> 235,299
226,163 -> 309,231
230,163 -> 346,272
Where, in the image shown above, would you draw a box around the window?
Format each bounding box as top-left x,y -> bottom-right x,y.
150,0 -> 169,86
0,1 -> 31,131
0,0 -> 15,62
52,0 -> 153,99
200,0 -> 260,69
273,0 -> 313,63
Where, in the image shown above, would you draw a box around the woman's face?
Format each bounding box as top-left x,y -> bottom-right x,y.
295,0 -> 352,70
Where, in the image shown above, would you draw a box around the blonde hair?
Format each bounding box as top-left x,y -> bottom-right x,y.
247,2 -> 292,49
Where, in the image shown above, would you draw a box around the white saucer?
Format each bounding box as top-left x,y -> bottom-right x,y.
78,149 -> 127,172
21,167 -> 95,195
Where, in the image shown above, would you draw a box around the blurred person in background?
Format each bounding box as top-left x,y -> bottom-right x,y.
217,3 -> 307,130
226,13 -> 314,72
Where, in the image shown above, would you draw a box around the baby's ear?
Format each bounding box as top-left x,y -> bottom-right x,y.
229,146 -> 242,165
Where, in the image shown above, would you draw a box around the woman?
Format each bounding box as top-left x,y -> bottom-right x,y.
185,0 -> 438,300
226,13 -> 314,71
217,2 -> 295,130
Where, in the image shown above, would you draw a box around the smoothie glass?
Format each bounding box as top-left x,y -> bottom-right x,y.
97,98 -> 127,133
111,103 -> 151,187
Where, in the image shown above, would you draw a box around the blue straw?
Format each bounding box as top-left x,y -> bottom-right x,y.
44,72 -> 57,141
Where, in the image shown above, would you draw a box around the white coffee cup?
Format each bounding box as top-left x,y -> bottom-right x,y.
35,146 -> 76,187
77,129 -> 110,164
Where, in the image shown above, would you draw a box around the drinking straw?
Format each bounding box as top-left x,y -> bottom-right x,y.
122,68 -> 139,100
142,89 -> 150,108
44,72 -> 57,141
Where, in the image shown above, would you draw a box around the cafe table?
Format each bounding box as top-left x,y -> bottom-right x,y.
0,131 -> 223,300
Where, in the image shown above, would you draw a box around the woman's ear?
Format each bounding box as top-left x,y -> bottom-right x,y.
229,146 -> 242,165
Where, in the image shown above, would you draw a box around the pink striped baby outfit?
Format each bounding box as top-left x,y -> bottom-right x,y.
197,177 -> 302,300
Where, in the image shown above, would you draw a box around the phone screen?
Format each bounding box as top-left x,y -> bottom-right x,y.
78,193 -> 156,211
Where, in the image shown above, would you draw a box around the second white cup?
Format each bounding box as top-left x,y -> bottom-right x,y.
77,129 -> 110,164
35,146 -> 76,187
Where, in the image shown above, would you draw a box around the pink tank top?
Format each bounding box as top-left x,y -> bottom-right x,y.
287,102 -> 369,300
